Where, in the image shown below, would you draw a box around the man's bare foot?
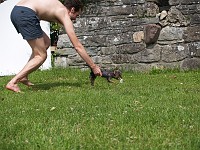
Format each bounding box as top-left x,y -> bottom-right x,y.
19,79 -> 34,86
6,83 -> 21,93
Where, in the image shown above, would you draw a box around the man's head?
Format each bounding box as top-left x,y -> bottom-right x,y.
64,0 -> 84,12
64,0 -> 84,20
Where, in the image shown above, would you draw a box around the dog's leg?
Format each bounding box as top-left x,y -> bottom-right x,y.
106,77 -> 114,83
90,72 -> 96,86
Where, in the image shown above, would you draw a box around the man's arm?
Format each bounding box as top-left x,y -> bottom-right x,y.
56,8 -> 102,76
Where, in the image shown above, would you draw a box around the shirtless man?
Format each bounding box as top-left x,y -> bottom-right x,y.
6,0 -> 102,93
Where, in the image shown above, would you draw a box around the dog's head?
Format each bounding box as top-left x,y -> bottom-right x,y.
113,70 -> 122,80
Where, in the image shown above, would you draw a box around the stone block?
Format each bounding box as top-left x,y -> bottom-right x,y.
161,44 -> 189,62
56,48 -> 75,56
109,33 -> 132,45
181,58 -> 200,70
85,35 -> 108,47
134,44 -> 161,63
92,56 -> 102,64
159,18 -> 169,27
158,26 -> 185,41
54,57 -> 68,68
176,4 -> 200,15
169,0 -> 179,5
160,10 -> 168,20
87,47 -> 100,56
122,0 -> 145,5
106,5 -> 132,16
144,24 -> 161,44
101,56 -> 113,64
68,56 -> 85,65
143,17 -> 160,25
169,0 -> 200,5
133,31 -> 144,43
145,2 -> 159,17
111,54 -> 132,64
146,0 -> 159,4
116,43 -> 146,54
57,34 -> 72,48
100,46 -> 117,55
188,42 -> 200,57
183,26 -> 200,42
180,0 -> 200,5
167,6 -> 190,26
190,14 -> 200,25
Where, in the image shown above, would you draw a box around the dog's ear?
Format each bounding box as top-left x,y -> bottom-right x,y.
114,66 -> 120,70
113,70 -> 120,75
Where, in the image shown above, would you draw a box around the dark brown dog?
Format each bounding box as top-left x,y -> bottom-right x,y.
90,69 -> 122,86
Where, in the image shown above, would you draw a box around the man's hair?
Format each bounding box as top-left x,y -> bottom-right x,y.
64,0 -> 84,12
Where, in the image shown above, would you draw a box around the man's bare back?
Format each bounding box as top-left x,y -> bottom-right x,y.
17,0 -> 66,22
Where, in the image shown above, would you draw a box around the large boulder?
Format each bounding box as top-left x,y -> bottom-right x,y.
144,24 -> 161,44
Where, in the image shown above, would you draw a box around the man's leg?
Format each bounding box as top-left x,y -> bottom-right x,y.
19,53 -> 35,86
6,32 -> 50,92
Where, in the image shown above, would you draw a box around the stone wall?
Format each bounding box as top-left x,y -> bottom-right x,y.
55,0 -> 200,71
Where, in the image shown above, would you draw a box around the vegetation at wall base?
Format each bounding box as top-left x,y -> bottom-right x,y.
0,68 -> 199,149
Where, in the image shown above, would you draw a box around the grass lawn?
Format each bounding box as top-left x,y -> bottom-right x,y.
0,68 -> 199,150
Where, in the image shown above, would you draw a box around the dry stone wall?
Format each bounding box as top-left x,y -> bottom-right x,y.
55,0 -> 200,71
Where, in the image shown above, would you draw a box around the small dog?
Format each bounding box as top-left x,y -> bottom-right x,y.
89,68 -> 122,86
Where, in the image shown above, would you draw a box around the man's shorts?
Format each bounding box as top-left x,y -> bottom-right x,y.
10,6 -> 43,40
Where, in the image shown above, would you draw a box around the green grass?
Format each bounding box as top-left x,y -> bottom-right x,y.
0,68 -> 200,150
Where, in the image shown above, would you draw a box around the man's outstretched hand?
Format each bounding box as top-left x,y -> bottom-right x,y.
91,65 -> 102,76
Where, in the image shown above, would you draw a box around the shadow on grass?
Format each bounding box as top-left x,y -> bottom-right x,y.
31,81 -> 87,91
